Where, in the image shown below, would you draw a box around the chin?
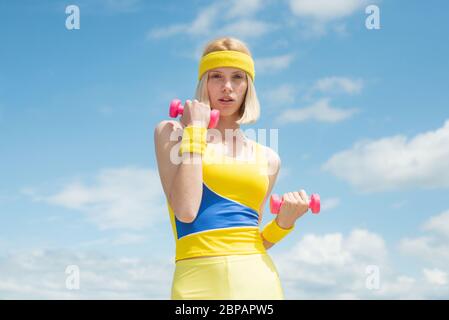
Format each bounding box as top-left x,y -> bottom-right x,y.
212,101 -> 240,116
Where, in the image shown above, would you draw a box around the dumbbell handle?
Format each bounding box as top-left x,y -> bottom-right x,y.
270,193 -> 320,214
169,99 -> 219,129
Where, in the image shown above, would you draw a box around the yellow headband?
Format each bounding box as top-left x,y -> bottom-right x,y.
198,50 -> 255,81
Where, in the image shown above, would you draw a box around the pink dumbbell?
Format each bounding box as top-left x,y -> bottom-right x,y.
169,99 -> 220,129
270,193 -> 321,214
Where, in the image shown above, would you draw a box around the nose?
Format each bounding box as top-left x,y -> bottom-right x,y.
222,80 -> 233,93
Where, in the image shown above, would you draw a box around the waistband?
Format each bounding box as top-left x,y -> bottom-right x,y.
175,226 -> 267,262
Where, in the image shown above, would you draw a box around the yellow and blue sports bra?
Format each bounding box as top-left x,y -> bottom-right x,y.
167,139 -> 270,262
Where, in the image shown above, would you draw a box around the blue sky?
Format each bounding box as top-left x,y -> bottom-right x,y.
1,0 -> 449,299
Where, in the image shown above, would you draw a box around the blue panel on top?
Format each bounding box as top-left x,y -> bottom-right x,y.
175,183 -> 259,239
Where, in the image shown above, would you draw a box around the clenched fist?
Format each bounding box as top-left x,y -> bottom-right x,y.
276,190 -> 310,228
180,99 -> 211,129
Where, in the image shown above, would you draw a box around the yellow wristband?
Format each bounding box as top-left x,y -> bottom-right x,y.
261,219 -> 295,244
179,141 -> 206,155
178,125 -> 207,156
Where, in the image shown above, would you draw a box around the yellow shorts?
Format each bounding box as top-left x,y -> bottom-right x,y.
171,253 -> 284,300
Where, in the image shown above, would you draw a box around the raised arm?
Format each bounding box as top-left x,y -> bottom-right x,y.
154,120 -> 204,223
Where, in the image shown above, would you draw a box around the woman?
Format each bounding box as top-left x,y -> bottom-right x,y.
154,37 -> 311,299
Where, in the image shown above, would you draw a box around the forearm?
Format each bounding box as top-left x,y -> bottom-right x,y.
169,152 -> 203,222
261,216 -> 296,250
275,215 -> 295,229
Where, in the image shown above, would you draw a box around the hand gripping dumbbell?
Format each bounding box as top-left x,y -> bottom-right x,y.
270,193 -> 321,214
169,99 -> 220,129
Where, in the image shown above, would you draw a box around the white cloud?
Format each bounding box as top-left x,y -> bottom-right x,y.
21,167 -> 166,230
393,211 -> 449,296
375,275 -> 421,299
423,210 -> 449,239
225,0 -> 264,19
289,0 -> 369,21
398,209 -> 449,269
275,98 -> 359,124
0,249 -> 173,299
256,54 -> 295,74
187,4 -> 222,36
77,233 -> 149,247
313,76 -> 363,94
263,83 -> 297,106
322,120 -> 449,193
148,4 -> 220,39
148,24 -> 191,39
273,228 -> 449,299
113,233 -> 148,245
333,22 -> 349,36
3,226 -> 449,299
321,197 -> 340,211
288,0 -> 372,37
399,236 -> 449,267
218,19 -> 275,39
274,229 -> 391,299
423,268 -> 448,286
148,1 -> 271,40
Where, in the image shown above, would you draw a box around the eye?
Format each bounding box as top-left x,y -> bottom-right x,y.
211,74 -> 221,78
233,74 -> 244,79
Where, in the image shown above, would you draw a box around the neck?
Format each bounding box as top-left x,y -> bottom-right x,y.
211,113 -> 244,144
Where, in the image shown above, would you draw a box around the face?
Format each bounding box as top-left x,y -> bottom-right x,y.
207,67 -> 248,118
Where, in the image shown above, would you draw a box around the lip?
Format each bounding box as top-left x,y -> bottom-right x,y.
218,97 -> 235,104
218,99 -> 235,105
219,96 -> 234,101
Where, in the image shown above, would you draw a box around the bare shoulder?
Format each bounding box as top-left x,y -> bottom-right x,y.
253,141 -> 281,174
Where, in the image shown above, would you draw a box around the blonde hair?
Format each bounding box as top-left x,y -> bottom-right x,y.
195,37 -> 260,125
